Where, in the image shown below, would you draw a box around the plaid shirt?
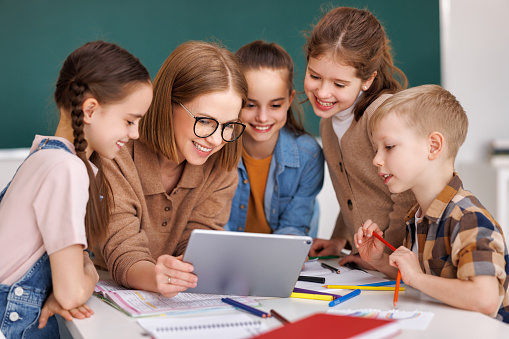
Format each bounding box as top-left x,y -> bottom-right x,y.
404,173 -> 509,323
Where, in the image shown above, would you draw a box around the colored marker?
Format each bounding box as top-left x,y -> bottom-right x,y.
297,276 -> 326,284
290,292 -> 334,301
360,281 -> 398,287
221,298 -> 270,318
321,262 -> 341,274
329,289 -> 361,307
323,285 -> 405,291
308,255 -> 340,260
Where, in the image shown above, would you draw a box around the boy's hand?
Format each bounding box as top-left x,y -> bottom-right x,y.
389,246 -> 423,286
154,255 -> 197,298
39,293 -> 94,329
353,220 -> 385,264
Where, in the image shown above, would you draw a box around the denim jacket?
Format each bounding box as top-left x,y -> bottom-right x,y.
226,127 -> 324,236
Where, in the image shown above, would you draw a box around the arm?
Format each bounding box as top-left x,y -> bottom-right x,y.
389,247 -> 500,315
273,144 -> 324,236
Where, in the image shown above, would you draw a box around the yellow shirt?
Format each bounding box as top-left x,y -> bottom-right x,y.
242,148 -> 272,234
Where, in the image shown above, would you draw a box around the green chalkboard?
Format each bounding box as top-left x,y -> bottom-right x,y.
0,0 -> 439,149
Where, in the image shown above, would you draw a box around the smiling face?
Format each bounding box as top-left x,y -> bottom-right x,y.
304,53 -> 373,119
241,68 -> 294,154
372,111 -> 430,194
173,90 -> 242,165
83,83 -> 153,159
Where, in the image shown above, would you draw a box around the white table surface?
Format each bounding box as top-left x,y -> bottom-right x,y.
65,263 -> 509,339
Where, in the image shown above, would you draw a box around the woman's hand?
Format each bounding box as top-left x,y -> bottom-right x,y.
309,237 -> 347,257
154,255 -> 197,297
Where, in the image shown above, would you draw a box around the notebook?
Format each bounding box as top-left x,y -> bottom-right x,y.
182,230 -> 312,297
137,313 -> 269,339
252,313 -> 400,339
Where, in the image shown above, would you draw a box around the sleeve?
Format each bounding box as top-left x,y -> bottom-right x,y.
173,167 -> 239,256
452,211 -> 507,285
100,155 -> 156,287
273,146 -> 325,236
33,157 -> 88,254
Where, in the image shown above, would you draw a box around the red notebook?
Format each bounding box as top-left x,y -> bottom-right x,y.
253,313 -> 400,339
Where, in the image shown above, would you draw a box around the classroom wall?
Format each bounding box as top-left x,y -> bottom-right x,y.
440,0 -> 509,241
0,1 -> 439,238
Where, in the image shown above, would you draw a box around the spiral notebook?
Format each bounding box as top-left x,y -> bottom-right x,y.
137,314 -> 269,339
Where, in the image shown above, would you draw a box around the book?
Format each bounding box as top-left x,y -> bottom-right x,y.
94,280 -> 260,318
252,313 -> 400,339
137,313 -> 269,339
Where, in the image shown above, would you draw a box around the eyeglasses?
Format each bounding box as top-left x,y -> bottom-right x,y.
178,102 -> 246,142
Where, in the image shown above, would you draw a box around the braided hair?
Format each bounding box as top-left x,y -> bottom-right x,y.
54,41 -> 150,247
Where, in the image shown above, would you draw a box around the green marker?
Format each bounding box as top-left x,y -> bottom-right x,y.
308,255 -> 340,260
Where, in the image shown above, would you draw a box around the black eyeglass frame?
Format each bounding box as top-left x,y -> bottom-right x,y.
178,102 -> 246,142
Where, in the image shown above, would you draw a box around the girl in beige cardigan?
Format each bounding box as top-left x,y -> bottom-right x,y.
304,7 -> 415,267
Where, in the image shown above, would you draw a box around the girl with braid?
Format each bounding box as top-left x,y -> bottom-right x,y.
0,41 -> 152,338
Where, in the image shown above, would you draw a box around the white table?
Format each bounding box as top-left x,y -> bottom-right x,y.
65,265 -> 509,338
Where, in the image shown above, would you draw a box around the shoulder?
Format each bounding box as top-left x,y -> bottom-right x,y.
364,94 -> 393,120
279,127 -> 323,158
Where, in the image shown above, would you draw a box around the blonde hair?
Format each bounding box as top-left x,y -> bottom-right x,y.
370,85 -> 468,160
139,41 -> 248,171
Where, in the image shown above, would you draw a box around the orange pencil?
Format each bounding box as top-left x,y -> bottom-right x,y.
371,232 -> 400,307
394,271 -> 401,307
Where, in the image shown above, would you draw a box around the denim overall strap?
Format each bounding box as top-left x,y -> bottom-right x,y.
0,139 -> 72,202
0,254 -> 57,338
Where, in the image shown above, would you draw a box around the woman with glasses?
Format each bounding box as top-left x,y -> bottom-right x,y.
226,40 -> 324,237
92,41 -> 248,297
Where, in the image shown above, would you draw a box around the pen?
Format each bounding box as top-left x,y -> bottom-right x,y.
308,255 -> 340,260
298,276 -> 326,284
290,292 -> 334,301
321,262 -> 341,274
344,261 -> 368,273
293,287 -> 342,299
221,298 -> 270,318
370,232 -> 400,307
270,309 -> 290,324
329,289 -> 361,307
323,285 -> 405,291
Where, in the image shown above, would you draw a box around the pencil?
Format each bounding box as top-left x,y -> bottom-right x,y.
321,262 -> 341,274
297,275 -> 326,284
370,232 -> 401,307
293,287 -> 342,299
221,298 -> 270,318
290,292 -> 334,301
371,232 -> 396,251
329,289 -> 361,307
322,285 -> 405,291
270,309 -> 290,324
308,255 -> 340,260
394,270 -> 401,307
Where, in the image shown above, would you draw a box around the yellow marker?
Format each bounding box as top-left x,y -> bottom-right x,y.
323,285 -> 405,291
290,292 -> 334,301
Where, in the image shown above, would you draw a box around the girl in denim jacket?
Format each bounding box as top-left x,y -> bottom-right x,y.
226,40 -> 324,236
0,41 -> 152,338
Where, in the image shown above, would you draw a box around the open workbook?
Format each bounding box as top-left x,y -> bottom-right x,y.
94,280 -> 260,318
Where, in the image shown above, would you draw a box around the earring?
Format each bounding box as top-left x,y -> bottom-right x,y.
363,85 -> 368,91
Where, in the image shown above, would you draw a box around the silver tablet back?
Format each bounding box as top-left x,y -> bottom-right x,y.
182,230 -> 312,297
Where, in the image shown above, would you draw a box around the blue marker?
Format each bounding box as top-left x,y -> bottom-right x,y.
360,281 -> 397,287
328,289 -> 361,307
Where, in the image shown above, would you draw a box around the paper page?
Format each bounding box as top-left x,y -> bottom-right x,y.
328,308 -> 435,330
94,280 -> 259,317
296,261 -> 389,292
137,313 -> 269,339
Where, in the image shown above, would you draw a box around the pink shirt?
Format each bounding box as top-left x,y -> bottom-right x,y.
0,135 -> 90,285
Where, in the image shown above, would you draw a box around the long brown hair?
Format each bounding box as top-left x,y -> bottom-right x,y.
235,40 -> 307,136
305,7 -> 407,121
139,41 -> 248,171
54,41 -> 151,246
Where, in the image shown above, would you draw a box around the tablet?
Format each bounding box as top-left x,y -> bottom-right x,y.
182,230 -> 312,297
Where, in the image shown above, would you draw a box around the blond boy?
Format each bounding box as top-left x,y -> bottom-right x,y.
355,85 -> 509,322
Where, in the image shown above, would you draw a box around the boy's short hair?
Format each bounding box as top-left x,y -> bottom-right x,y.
370,84 -> 468,160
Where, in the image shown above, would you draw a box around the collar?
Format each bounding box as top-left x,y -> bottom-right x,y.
332,91 -> 363,122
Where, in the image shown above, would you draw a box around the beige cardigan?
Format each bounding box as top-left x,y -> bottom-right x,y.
321,94 -> 416,252
96,140 -> 237,287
